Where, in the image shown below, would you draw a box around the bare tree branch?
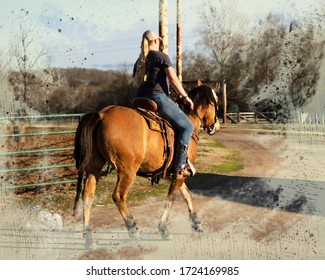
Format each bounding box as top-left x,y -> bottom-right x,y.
199,0 -> 248,79
9,23 -> 46,114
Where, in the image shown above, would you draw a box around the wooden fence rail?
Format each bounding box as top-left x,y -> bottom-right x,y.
226,112 -> 276,123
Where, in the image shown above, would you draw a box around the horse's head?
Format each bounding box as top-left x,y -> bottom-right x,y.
187,83 -> 221,135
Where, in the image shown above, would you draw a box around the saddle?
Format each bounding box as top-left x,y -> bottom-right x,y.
132,98 -> 174,184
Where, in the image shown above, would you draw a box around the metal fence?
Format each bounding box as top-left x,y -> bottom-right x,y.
296,112 -> 325,125
0,114 -> 82,190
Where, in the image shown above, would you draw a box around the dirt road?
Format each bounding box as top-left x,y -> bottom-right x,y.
1,127 -> 324,259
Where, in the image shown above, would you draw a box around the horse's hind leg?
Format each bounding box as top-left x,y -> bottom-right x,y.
82,172 -> 100,248
112,168 -> 139,238
73,171 -> 83,216
179,183 -> 203,232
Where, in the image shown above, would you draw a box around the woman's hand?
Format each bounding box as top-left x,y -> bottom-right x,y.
183,96 -> 194,110
165,67 -> 195,111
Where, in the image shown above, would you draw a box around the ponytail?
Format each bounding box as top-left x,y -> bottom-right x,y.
132,37 -> 150,89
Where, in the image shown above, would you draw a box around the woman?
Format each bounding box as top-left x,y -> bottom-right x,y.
133,30 -> 194,177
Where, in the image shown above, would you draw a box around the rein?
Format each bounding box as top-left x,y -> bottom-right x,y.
211,88 -> 219,126
191,131 -> 199,144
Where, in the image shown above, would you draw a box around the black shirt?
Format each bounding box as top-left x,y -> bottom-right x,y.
133,50 -> 173,97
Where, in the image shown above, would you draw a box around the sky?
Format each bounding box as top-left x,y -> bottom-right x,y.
0,0 -> 319,71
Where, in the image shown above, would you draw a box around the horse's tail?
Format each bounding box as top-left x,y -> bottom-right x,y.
74,112 -> 101,172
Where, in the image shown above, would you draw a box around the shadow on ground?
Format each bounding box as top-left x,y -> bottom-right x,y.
187,173 -> 325,217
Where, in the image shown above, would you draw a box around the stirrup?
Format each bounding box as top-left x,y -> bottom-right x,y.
186,159 -> 196,176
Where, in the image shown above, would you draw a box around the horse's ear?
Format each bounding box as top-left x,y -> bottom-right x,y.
197,79 -> 203,86
213,82 -> 220,92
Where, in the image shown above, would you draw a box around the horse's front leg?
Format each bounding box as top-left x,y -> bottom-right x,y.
83,173 -> 97,248
158,178 -> 184,239
179,183 -> 203,232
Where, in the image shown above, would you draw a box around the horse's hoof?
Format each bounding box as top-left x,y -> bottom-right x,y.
128,228 -> 140,239
158,223 -> 173,240
83,230 -> 96,249
192,225 -> 204,233
160,231 -> 174,240
84,238 -> 97,249
190,213 -> 203,233
126,219 -> 139,239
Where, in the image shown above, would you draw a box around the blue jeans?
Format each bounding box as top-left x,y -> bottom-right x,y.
149,93 -> 194,147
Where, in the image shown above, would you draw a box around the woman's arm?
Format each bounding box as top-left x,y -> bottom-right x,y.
165,66 -> 194,110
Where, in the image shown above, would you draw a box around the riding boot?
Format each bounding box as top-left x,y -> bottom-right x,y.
174,144 -> 195,177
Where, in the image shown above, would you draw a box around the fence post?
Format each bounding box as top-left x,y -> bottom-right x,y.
13,124 -> 20,143
13,122 -> 26,143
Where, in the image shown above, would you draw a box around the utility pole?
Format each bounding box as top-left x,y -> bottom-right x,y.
223,79 -> 227,124
176,0 -> 182,81
159,0 -> 168,54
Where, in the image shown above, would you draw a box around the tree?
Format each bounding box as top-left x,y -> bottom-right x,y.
252,12 -> 325,117
182,51 -> 215,83
244,14 -> 285,94
43,67 -> 134,114
197,1 -> 325,115
198,0 -> 250,111
199,0 -> 247,80
9,24 -> 46,114
285,25 -> 324,109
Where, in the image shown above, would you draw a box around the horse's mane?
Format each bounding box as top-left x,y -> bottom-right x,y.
179,85 -> 216,115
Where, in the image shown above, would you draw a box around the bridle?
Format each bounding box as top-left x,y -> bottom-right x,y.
204,88 -> 219,133
211,88 -> 219,122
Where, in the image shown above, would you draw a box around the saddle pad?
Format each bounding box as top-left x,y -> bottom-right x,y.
135,107 -> 168,132
146,118 -> 162,132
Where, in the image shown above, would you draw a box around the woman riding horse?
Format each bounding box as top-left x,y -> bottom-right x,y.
133,30 -> 195,178
73,31 -> 221,247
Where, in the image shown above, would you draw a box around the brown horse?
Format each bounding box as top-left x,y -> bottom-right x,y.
74,83 -> 220,247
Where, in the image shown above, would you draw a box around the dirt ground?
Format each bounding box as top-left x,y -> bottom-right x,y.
0,127 -> 324,259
